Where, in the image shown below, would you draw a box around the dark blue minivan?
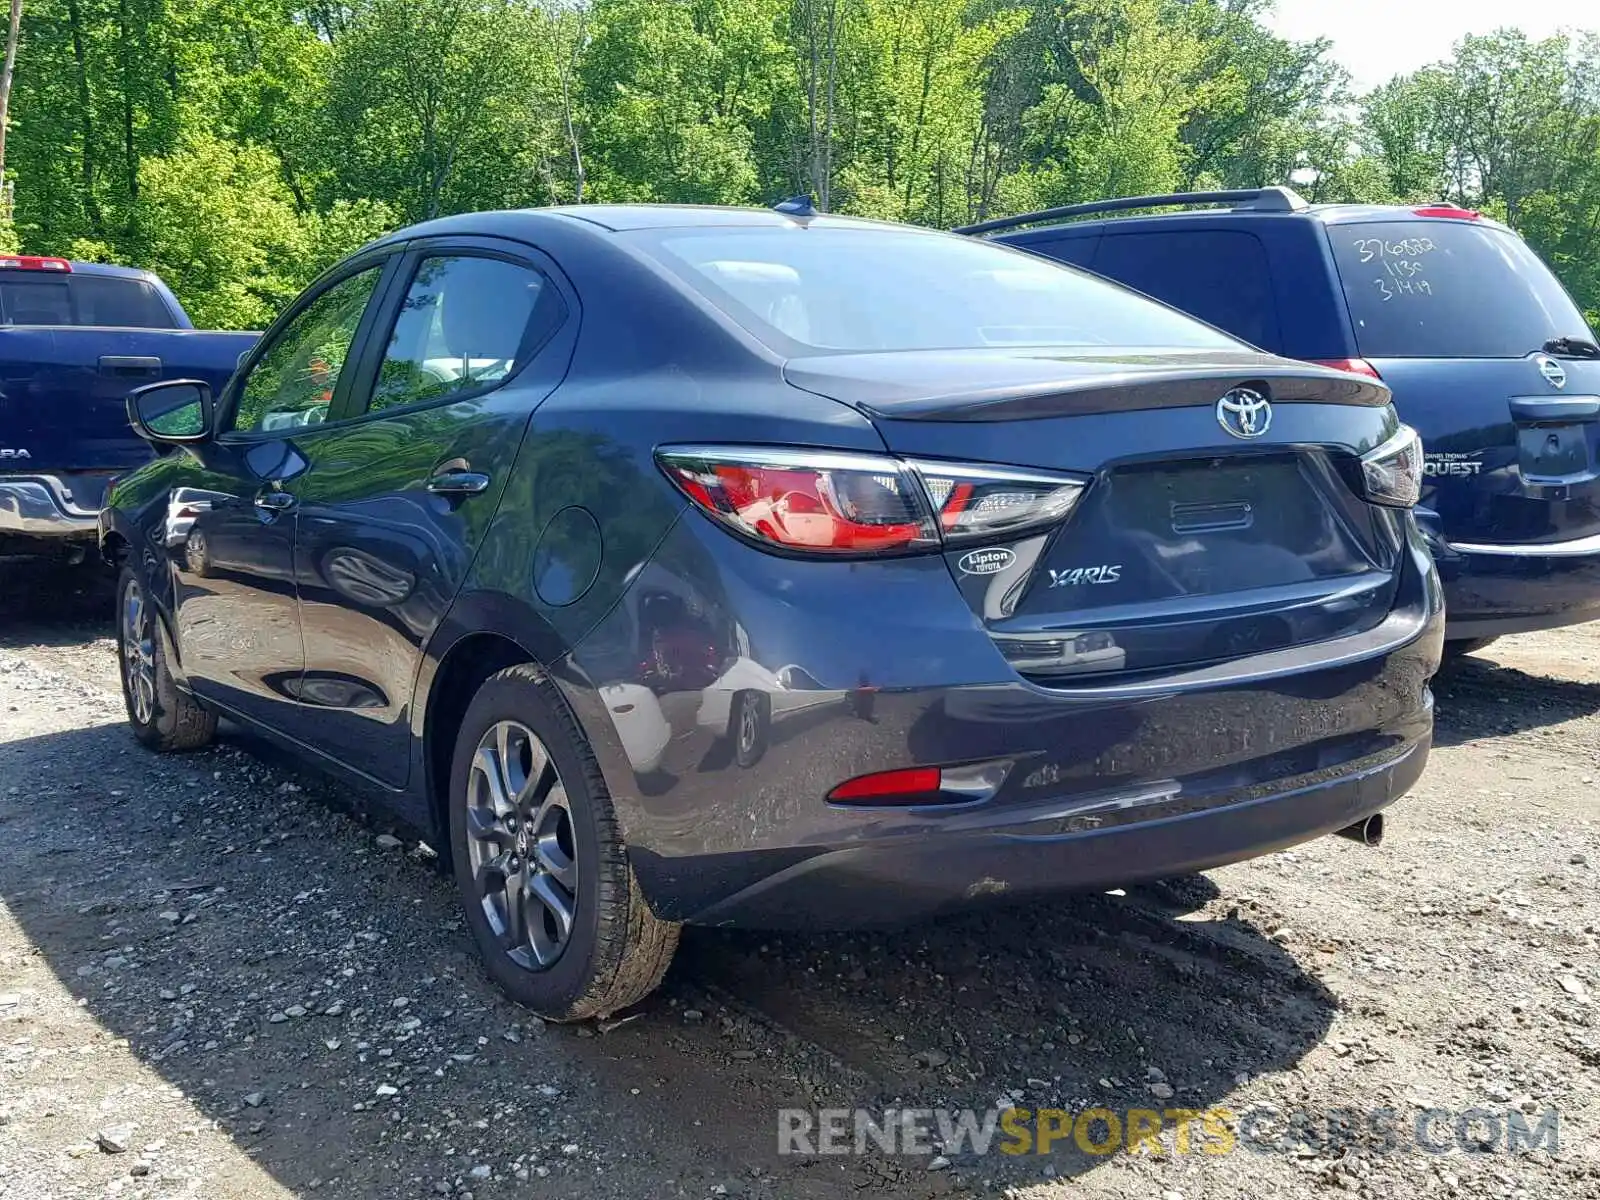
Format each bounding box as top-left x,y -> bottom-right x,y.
971,189 -> 1600,654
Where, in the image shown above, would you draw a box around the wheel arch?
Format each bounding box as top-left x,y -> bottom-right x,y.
415,591 -> 636,869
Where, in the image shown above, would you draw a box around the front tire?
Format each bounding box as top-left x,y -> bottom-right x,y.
447,664 -> 679,1020
116,567 -> 216,752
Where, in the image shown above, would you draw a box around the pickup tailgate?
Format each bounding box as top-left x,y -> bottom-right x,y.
0,327 -> 257,479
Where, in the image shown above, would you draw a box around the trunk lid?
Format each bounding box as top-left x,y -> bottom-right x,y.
787,349 -> 1407,679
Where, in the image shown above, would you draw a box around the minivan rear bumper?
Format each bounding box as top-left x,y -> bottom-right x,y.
1431,533 -> 1600,638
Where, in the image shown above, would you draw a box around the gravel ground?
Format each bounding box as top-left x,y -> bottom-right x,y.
0,559 -> 1596,1200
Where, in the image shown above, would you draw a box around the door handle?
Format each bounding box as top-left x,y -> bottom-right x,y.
254,490 -> 296,513
426,470 -> 491,496
99,355 -> 163,379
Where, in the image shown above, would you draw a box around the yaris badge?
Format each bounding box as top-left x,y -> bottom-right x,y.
1537,356 -> 1567,389
1216,388 -> 1272,439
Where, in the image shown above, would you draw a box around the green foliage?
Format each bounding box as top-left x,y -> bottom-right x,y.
2,2 -> 1595,328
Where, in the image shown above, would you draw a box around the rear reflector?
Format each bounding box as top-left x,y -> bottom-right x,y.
828,767 -> 942,802
656,445 -> 1087,558
1311,358 -> 1383,380
1412,205 -> 1480,221
0,255 -> 71,272
828,761 -> 1012,804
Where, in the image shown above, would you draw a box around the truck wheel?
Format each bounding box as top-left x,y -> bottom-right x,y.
1443,636 -> 1498,660
117,567 -> 217,752
447,663 -> 679,1021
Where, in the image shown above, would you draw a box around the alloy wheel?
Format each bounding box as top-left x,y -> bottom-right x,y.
464,720 -> 579,970
121,579 -> 156,726
736,692 -> 762,758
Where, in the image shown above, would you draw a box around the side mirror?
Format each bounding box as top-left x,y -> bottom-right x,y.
127,379 -> 214,444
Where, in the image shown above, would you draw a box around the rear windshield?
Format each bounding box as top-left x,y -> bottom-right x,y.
1329,221 -> 1592,359
0,273 -> 176,328
632,227 -> 1241,354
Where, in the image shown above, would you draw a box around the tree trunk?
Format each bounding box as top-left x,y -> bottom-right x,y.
0,0 -> 21,197
67,0 -> 104,234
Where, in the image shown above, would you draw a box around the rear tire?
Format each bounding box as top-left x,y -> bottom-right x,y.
1443,636 -> 1498,660
116,567 -> 216,752
447,663 -> 679,1021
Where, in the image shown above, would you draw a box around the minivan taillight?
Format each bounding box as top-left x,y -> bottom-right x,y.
656,446 -> 1087,557
1312,358 -> 1383,380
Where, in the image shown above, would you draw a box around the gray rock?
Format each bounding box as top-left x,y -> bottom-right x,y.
376,834 -> 402,850
242,1092 -> 265,1108
97,1124 -> 135,1154
913,1048 -> 949,1069
1149,1082 -> 1176,1101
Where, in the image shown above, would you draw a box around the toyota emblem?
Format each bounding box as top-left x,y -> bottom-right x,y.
1216,388 -> 1273,439
1537,356 -> 1568,390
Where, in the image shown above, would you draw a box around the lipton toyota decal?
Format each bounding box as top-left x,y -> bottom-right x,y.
957,547 -> 1016,576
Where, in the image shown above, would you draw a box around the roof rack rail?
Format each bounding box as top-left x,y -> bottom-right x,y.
953,186 -> 1309,236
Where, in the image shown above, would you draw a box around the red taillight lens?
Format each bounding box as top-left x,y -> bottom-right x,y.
658,447 -> 938,554
1311,358 -> 1383,380
828,767 -> 941,802
657,446 -> 1087,558
0,255 -> 71,271
1413,205 -> 1480,221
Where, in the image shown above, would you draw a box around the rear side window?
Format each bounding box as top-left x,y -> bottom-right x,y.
70,275 -> 176,327
1091,230 -> 1282,350
0,273 -> 175,327
1329,221 -> 1593,358
0,279 -> 72,324
367,255 -> 557,415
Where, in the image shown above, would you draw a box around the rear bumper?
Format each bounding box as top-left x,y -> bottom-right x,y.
1432,533 -> 1600,638
568,514 -> 1443,930
0,475 -> 101,542
672,731 -> 1429,928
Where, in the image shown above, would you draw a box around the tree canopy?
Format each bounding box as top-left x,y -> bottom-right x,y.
4,1 -> 1598,328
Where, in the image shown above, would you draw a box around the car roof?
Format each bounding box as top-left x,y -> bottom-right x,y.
366,204 -> 946,251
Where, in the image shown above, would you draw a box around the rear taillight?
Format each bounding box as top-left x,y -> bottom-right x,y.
909,461 -> 1085,546
1360,425 -> 1423,508
656,445 -> 1087,557
1311,358 -> 1383,380
0,255 -> 71,272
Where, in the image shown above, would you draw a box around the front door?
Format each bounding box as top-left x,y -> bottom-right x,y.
287,243 -> 575,786
173,260 -> 393,728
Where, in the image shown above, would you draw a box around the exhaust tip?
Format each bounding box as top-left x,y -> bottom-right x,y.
1334,813 -> 1384,847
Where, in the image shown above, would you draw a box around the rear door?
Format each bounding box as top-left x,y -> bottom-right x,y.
1325,217 -> 1600,547
286,239 -> 576,786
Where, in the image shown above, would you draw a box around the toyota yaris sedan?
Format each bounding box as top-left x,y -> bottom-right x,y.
101,205 -> 1443,1020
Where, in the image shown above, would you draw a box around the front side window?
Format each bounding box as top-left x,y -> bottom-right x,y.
367,255 -> 550,415
631,227 -> 1242,354
228,267 -> 383,434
